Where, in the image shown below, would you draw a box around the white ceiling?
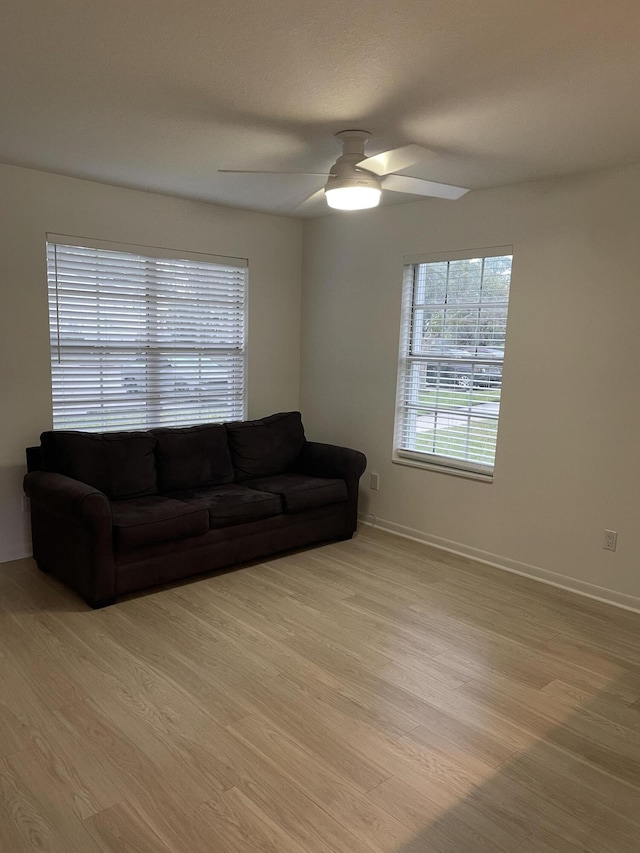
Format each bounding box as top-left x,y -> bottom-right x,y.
3,0 -> 640,217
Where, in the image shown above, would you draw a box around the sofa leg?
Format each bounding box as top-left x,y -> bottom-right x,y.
89,596 -> 116,610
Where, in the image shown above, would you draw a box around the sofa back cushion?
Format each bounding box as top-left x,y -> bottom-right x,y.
226,411 -> 306,481
151,423 -> 234,492
40,430 -> 157,499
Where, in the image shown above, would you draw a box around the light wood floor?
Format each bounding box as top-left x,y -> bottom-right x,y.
1,528 -> 640,852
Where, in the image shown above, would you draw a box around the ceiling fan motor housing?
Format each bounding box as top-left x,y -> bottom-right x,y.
325,129 -> 382,193
325,166 -> 381,193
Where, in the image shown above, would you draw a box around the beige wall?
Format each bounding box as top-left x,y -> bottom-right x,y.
301,163 -> 640,608
0,164 -> 302,562
5,160 -> 640,608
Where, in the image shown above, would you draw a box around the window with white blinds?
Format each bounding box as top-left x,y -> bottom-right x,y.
394,247 -> 512,479
46,236 -> 247,431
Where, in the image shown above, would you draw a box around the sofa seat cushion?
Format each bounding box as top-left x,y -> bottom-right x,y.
168,484 -> 283,529
243,473 -> 347,513
112,496 -> 209,552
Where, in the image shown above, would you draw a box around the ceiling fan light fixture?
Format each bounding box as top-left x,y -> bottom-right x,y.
324,167 -> 382,210
325,185 -> 381,210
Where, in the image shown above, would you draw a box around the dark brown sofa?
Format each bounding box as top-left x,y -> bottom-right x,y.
24,411 -> 366,608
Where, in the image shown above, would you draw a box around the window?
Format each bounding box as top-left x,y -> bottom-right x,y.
394,246 -> 512,479
46,235 -> 247,431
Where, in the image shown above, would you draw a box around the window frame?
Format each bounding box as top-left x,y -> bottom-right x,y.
393,245 -> 513,481
46,234 -> 248,432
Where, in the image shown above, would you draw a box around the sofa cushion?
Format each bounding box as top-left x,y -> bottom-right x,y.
112,496 -> 208,552
243,473 -> 347,513
168,484 -> 283,528
41,430 -> 157,499
151,423 -> 234,492
226,411 -> 305,482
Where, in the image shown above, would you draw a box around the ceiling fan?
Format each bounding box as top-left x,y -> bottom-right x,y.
219,130 -> 470,211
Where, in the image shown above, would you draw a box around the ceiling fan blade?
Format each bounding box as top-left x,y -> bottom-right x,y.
356,144 -> 430,176
382,174 -> 469,200
218,169 -> 330,176
290,187 -> 326,211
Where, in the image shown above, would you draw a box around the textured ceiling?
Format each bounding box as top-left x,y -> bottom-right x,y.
2,0 -> 640,217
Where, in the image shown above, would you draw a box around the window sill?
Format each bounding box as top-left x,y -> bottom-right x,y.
391,453 -> 494,483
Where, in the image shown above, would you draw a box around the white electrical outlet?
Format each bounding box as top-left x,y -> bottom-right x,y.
603,530 -> 617,551
370,472 -> 380,491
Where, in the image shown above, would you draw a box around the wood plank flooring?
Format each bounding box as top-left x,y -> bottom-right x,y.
1,526 -> 640,852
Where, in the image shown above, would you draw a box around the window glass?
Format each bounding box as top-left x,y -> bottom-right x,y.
395,249 -> 512,477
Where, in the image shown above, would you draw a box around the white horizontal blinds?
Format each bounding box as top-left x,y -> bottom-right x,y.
47,239 -> 247,431
396,250 -> 512,475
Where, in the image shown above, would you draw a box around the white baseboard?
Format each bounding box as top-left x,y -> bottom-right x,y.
359,514 -> 640,616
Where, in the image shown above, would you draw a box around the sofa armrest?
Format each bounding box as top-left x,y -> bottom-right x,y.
24,471 -> 112,531
294,441 -> 367,485
294,441 -> 366,537
24,471 -> 115,607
